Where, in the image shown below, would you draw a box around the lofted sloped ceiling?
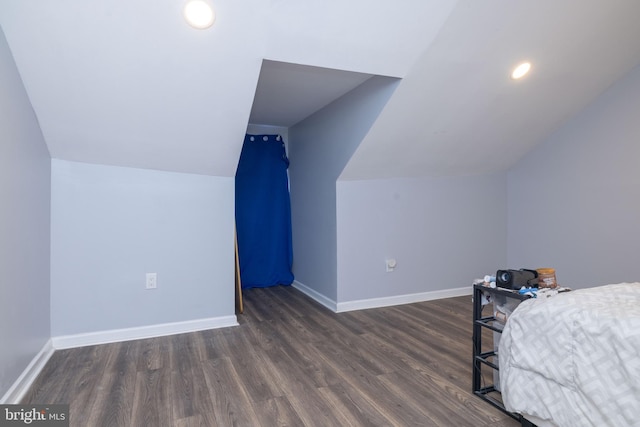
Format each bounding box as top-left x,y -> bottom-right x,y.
2,1 -> 640,178
249,60 -> 374,128
0,0 -> 454,176
341,0 -> 640,179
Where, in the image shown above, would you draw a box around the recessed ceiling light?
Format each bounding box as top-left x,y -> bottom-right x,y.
511,62 -> 531,80
184,0 -> 215,29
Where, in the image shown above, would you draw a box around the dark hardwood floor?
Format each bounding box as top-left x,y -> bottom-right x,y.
22,286 -> 519,426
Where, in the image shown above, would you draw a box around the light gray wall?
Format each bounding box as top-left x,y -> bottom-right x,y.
51,159 -> 235,336
0,27 -> 51,399
288,76 -> 399,301
508,64 -> 640,288
337,174 -> 506,302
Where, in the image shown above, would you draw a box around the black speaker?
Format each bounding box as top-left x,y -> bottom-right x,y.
496,269 -> 538,289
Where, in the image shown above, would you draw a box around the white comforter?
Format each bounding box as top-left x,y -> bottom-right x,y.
499,282 -> 640,427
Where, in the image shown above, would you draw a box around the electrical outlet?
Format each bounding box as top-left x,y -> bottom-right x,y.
146,273 -> 157,289
385,259 -> 397,272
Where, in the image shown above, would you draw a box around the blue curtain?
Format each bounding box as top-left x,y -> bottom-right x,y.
235,134 -> 294,288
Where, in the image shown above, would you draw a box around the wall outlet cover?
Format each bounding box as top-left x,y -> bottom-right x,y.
146,273 -> 157,289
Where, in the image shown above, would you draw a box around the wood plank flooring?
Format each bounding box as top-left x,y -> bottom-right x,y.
22,286 -> 519,426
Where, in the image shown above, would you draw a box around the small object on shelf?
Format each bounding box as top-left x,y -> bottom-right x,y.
537,267 -> 557,288
496,269 -> 539,289
518,287 -> 538,297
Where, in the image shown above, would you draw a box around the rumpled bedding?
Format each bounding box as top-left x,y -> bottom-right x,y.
499,282 -> 640,427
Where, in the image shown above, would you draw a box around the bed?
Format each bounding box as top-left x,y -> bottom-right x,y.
498,282 -> 640,427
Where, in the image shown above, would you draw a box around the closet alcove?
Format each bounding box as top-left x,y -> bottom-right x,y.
235,59 -> 396,313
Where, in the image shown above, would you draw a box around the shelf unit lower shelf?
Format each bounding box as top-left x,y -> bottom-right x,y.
472,284 -> 531,423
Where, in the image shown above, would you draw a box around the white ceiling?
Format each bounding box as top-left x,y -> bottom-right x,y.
2,0 -> 640,178
341,0 -> 640,179
249,60 -> 373,128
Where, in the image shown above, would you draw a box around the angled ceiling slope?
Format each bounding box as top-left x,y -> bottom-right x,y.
249,60 -> 374,128
0,0 -> 455,177
341,0 -> 640,180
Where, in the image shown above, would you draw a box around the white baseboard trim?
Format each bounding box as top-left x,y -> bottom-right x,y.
1,339 -> 55,404
52,315 -> 239,350
292,281 -> 472,314
292,280 -> 337,312
336,286 -> 472,313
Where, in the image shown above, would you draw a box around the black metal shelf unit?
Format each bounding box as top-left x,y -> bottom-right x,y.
472,283 -> 532,423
